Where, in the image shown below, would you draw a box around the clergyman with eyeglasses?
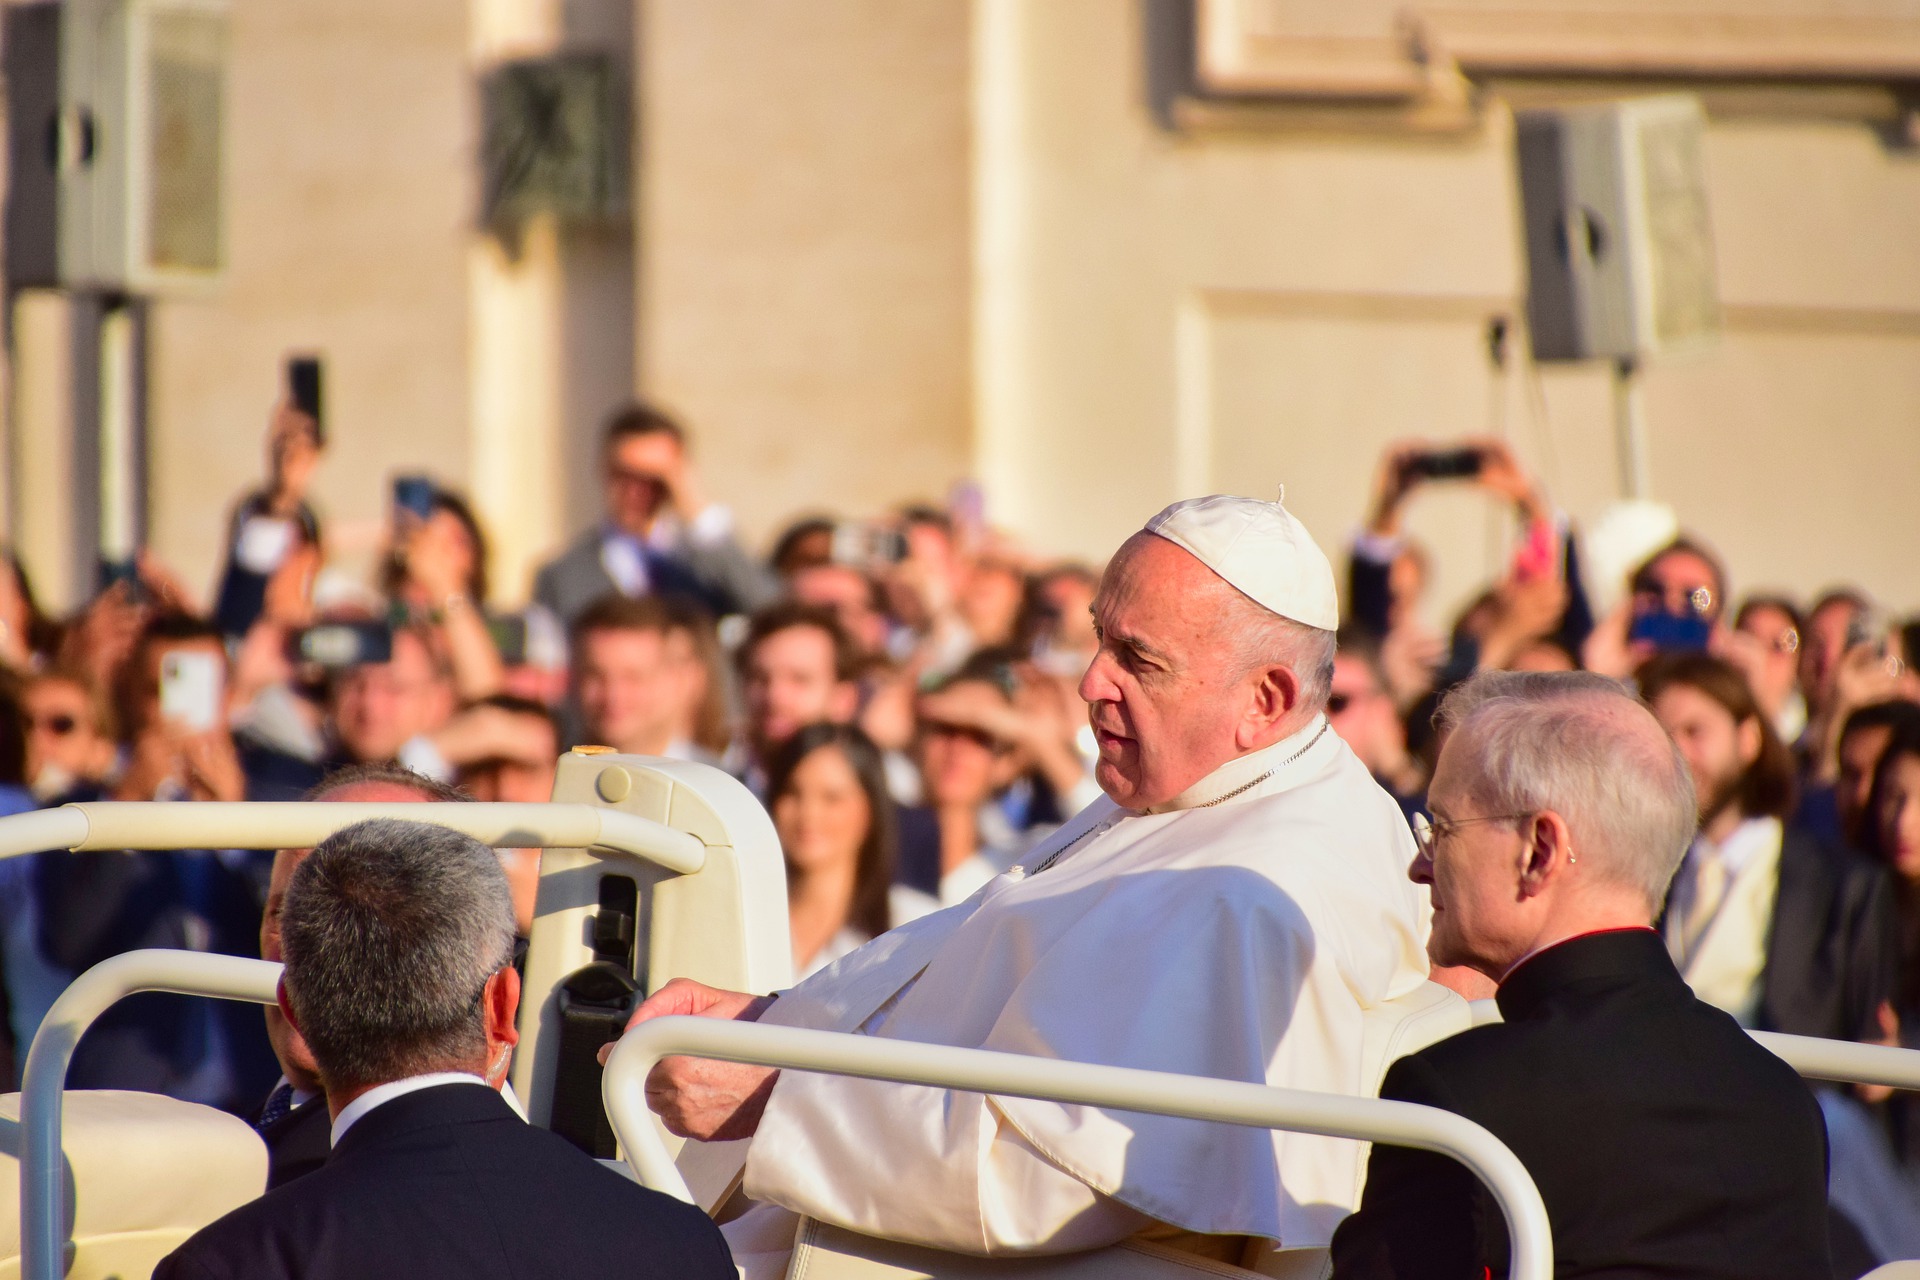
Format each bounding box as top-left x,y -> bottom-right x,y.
1329,670 -> 1832,1280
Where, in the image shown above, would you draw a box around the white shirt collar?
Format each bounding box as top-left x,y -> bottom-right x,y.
273,1074 -> 321,1110
1143,715 -> 1330,815
1688,815 -> 1782,881
329,1072 -> 490,1147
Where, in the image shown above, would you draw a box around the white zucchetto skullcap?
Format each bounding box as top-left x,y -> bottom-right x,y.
1144,491 -> 1339,631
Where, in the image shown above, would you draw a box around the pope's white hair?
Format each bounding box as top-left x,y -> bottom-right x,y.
1436,671 -> 1698,910
1216,587 -> 1334,715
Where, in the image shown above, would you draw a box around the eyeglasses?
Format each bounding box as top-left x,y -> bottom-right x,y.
28,713 -> 78,737
1411,810 -> 1535,860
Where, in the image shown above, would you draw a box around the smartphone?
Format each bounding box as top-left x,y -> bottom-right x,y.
295,621 -> 394,668
1509,517 -> 1560,583
487,614 -> 529,666
1629,609 -> 1714,653
1406,447 -> 1485,481
392,475 -> 436,523
159,651 -> 223,731
829,522 -> 907,567
1844,609 -> 1887,657
287,355 -> 324,445
100,557 -> 149,605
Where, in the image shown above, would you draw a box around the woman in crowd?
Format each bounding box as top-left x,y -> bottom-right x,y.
383,485 -> 506,702
768,722 -> 936,979
1823,720 -> 1920,1264
20,669 -> 117,801
1866,723 -> 1920,1050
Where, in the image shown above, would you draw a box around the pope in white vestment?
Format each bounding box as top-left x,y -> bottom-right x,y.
630,493 -> 1432,1275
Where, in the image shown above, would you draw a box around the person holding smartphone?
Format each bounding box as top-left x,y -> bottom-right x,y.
531,403 -> 779,628
383,480 -> 507,703
212,384 -> 324,643
33,614 -> 320,1115
1350,438 -> 1592,717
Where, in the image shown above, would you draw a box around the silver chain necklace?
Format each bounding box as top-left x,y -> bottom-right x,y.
1028,720 -> 1329,875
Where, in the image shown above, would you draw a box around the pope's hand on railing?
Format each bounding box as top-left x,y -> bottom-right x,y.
602,977 -> 780,1141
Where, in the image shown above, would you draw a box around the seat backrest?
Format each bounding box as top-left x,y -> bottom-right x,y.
513,750 -> 791,1133
0,1090 -> 266,1280
1241,982 -> 1471,1280
1359,981 -> 1473,1096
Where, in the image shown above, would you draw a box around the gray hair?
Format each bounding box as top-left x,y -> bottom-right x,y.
1436,671 -> 1698,909
1219,589 -> 1335,715
281,818 -> 516,1091
306,763 -> 472,803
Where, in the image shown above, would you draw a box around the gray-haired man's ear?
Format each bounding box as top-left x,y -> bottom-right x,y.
275,975 -> 303,1039
1517,810 -> 1575,899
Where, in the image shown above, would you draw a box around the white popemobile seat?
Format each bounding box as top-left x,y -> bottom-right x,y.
0,1090 -> 266,1280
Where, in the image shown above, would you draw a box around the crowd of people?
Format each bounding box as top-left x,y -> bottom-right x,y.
0,393 -> 1917,1276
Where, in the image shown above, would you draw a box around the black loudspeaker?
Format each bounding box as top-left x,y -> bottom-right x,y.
1514,94 -> 1720,362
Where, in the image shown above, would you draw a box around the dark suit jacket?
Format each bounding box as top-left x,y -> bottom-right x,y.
1754,828 -> 1897,1044
260,1094 -> 331,1190
155,1083 -> 733,1280
532,525 -> 778,626
1330,929 -> 1832,1280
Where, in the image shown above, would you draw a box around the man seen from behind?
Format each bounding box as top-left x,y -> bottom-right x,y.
157,818 -> 733,1280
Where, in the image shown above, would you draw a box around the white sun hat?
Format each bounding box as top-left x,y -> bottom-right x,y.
1143,491 -> 1340,631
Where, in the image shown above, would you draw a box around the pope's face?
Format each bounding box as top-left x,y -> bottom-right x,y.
1078,535 -> 1256,810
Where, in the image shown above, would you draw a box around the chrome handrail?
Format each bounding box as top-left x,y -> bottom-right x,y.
0,800 -> 707,875
603,1016 -> 1557,1280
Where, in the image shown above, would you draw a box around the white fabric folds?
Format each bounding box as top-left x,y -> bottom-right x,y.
724,720 -> 1429,1274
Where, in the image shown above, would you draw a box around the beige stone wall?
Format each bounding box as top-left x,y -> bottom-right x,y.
635,0 -> 974,552
973,0 -> 1920,623
16,0 -> 1917,625
145,0 -> 475,606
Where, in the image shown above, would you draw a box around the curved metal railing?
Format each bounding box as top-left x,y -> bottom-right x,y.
603,1016 -> 1558,1280
17,951 -> 282,1280
0,800 -> 706,874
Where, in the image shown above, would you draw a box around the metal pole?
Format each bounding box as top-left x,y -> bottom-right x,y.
604,1017 -> 1557,1280
1611,355 -> 1650,500
19,951 -> 281,1280
96,298 -> 138,567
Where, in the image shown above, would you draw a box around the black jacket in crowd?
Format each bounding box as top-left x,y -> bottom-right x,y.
1739,827 -> 1897,1045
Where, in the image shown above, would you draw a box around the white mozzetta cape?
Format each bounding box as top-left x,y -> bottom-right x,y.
729,717 -> 1428,1265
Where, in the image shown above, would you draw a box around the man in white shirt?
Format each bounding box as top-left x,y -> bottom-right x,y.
728,602 -> 861,798
531,403 -> 778,627
157,817 -> 733,1280
615,493 -> 1431,1273
1642,651 -> 1894,1041
570,595 -> 714,763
